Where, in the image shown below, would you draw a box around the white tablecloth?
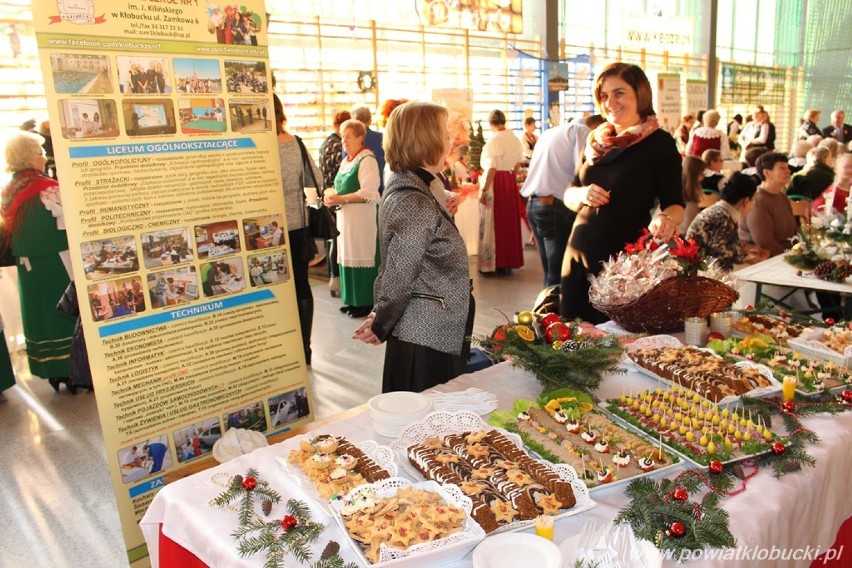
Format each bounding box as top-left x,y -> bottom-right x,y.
141,360 -> 852,568
733,254 -> 852,295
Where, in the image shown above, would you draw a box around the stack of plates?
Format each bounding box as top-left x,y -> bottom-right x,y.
368,391 -> 434,438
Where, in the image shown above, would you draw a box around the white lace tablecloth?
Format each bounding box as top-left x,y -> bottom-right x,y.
141,359 -> 852,568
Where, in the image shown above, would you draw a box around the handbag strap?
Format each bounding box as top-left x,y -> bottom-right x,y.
295,135 -> 323,198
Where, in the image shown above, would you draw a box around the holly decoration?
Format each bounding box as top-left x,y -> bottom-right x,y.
212,468 -> 281,526
615,477 -> 735,558
478,314 -> 624,395
280,514 -> 298,531
671,487 -> 689,501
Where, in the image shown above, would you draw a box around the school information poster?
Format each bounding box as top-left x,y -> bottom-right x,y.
32,1 -> 313,563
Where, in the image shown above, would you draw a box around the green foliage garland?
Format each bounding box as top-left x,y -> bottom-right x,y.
477,323 -> 624,395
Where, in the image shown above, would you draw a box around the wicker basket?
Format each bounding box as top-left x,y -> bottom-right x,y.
591,275 -> 739,334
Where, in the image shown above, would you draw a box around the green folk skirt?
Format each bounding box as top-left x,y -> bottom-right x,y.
17,254 -> 74,379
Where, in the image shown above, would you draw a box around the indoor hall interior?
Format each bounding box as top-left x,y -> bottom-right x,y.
0,248 -> 545,567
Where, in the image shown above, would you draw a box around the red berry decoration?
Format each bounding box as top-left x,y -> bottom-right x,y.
669,521 -> 686,538
782,401 -> 796,413
242,476 -> 257,491
771,442 -> 786,455
671,487 -> 689,501
825,317 -> 836,326
280,514 -> 298,531
709,460 -> 724,474
540,312 -> 561,328
544,322 -> 572,344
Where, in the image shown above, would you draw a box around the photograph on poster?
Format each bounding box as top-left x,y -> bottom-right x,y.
224,402 -> 267,433
117,434 -> 172,484
49,53 -> 112,94
116,56 -> 172,94
228,99 -> 270,132
209,7 -> 262,45
248,252 -> 288,287
146,266 -> 199,309
224,59 -> 267,93
243,214 -> 284,250
81,235 -> 139,280
178,98 -> 227,134
173,417 -> 221,463
194,219 -> 240,259
173,57 -> 222,94
139,227 -> 193,269
201,258 -> 245,298
268,386 -> 310,428
122,98 -> 177,136
87,276 -> 146,322
57,99 -> 120,139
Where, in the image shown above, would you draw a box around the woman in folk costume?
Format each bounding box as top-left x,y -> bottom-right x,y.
324,119 -> 381,319
1,132 -> 76,393
478,109 -> 525,273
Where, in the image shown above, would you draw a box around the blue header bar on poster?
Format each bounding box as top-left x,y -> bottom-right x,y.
98,290 -> 275,338
69,138 -> 256,158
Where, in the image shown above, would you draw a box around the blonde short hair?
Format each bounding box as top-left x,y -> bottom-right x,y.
804,108 -> 821,122
340,118 -> 366,139
5,131 -> 44,173
702,109 -> 720,128
384,101 -> 448,173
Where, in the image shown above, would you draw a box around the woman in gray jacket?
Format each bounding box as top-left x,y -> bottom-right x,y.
353,101 -> 474,392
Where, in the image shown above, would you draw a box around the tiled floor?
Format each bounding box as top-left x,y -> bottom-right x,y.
0,249 -> 545,567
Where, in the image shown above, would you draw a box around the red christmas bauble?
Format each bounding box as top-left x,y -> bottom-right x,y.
280,515 -> 298,531
709,460 -> 724,474
841,389 -> 852,403
544,322 -> 572,344
745,305 -> 754,311
491,326 -> 508,342
782,401 -> 796,413
540,313 -> 561,328
825,317 -> 836,326
669,522 -> 686,537
706,332 -> 725,342
242,476 -> 257,491
672,487 -> 689,501
771,442 -> 785,455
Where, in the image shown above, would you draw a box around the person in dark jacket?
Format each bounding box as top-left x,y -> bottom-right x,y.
57,281 -> 93,391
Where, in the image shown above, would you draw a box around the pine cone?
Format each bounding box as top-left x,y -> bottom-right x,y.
261,498 -> 272,516
814,260 -> 835,280
321,541 -> 341,560
230,474 -> 243,490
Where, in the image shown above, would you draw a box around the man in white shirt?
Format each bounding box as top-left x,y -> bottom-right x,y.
520,115 -> 600,287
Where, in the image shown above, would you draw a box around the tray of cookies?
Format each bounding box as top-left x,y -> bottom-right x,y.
787,325 -> 852,369
276,434 -> 397,516
388,410 -> 595,534
623,335 -> 780,405
731,312 -> 807,345
330,477 -> 485,567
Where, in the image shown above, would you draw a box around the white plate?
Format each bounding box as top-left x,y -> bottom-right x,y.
275,438 -> 398,516
559,533 -> 663,568
473,532 -> 562,568
369,391 -> 433,416
388,410 -> 596,534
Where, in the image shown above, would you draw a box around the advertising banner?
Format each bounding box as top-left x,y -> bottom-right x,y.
720,62 -> 786,105
685,79 -> 707,117
654,73 -> 681,134
31,1 -> 313,563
